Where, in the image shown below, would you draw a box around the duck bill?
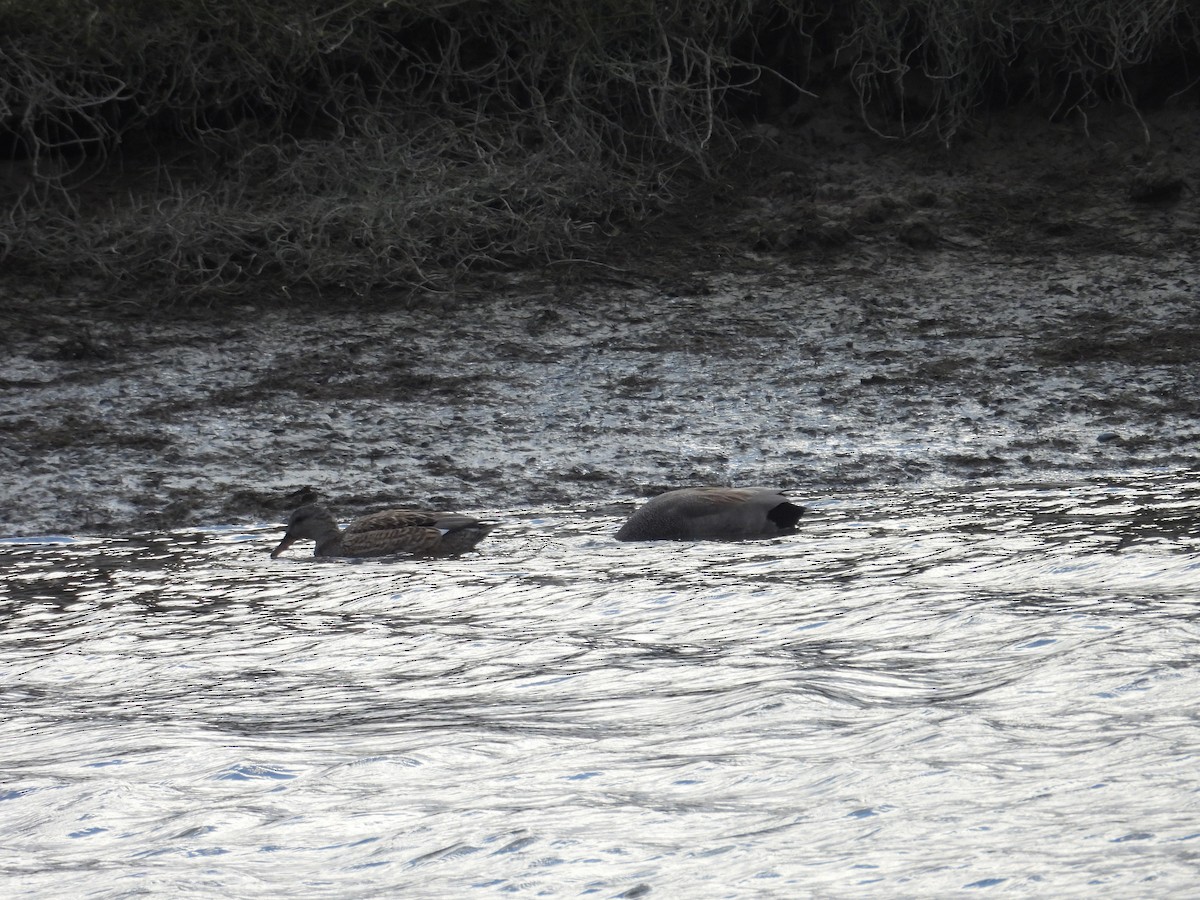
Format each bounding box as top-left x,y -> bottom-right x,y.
270,536 -> 296,558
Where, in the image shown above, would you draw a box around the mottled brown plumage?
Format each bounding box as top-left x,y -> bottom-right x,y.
270,504 -> 495,558
615,487 -> 805,542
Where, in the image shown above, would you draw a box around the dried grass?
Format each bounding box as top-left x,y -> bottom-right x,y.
1,0 -> 1196,303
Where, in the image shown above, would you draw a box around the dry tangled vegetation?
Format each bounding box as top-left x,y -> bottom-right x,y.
0,0 -> 1197,305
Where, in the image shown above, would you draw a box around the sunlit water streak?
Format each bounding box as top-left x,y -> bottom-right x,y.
2,473 -> 1199,897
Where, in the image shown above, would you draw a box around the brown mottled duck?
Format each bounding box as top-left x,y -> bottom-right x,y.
270,504 -> 496,558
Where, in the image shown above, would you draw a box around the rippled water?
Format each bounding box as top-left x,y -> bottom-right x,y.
3,473 -> 1199,897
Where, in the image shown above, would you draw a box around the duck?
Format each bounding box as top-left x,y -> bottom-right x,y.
270,503 -> 496,558
615,487 -> 805,542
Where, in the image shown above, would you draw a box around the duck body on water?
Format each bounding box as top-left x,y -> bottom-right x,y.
615,487 -> 805,542
269,487 -> 804,557
270,504 -> 497,558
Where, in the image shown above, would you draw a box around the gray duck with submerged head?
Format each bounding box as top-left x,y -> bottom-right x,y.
270,503 -> 496,558
615,486 -> 805,542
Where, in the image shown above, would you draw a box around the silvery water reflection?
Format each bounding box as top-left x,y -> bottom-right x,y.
2,473 -> 1198,897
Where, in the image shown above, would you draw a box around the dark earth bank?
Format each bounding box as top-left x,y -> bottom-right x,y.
1,104 -> 1197,536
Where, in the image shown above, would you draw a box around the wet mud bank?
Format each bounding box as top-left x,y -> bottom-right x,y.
2,107 -> 1198,536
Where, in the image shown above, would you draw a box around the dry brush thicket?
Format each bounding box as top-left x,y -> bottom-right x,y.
1,0 -> 1196,302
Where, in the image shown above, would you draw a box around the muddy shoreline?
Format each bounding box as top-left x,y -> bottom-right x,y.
2,106 -> 1198,536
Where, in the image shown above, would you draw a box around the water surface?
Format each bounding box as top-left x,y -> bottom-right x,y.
2,473 -> 1199,897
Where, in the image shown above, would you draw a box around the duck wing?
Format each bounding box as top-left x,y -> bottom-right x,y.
343,508 -> 445,535
342,508 -> 496,556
